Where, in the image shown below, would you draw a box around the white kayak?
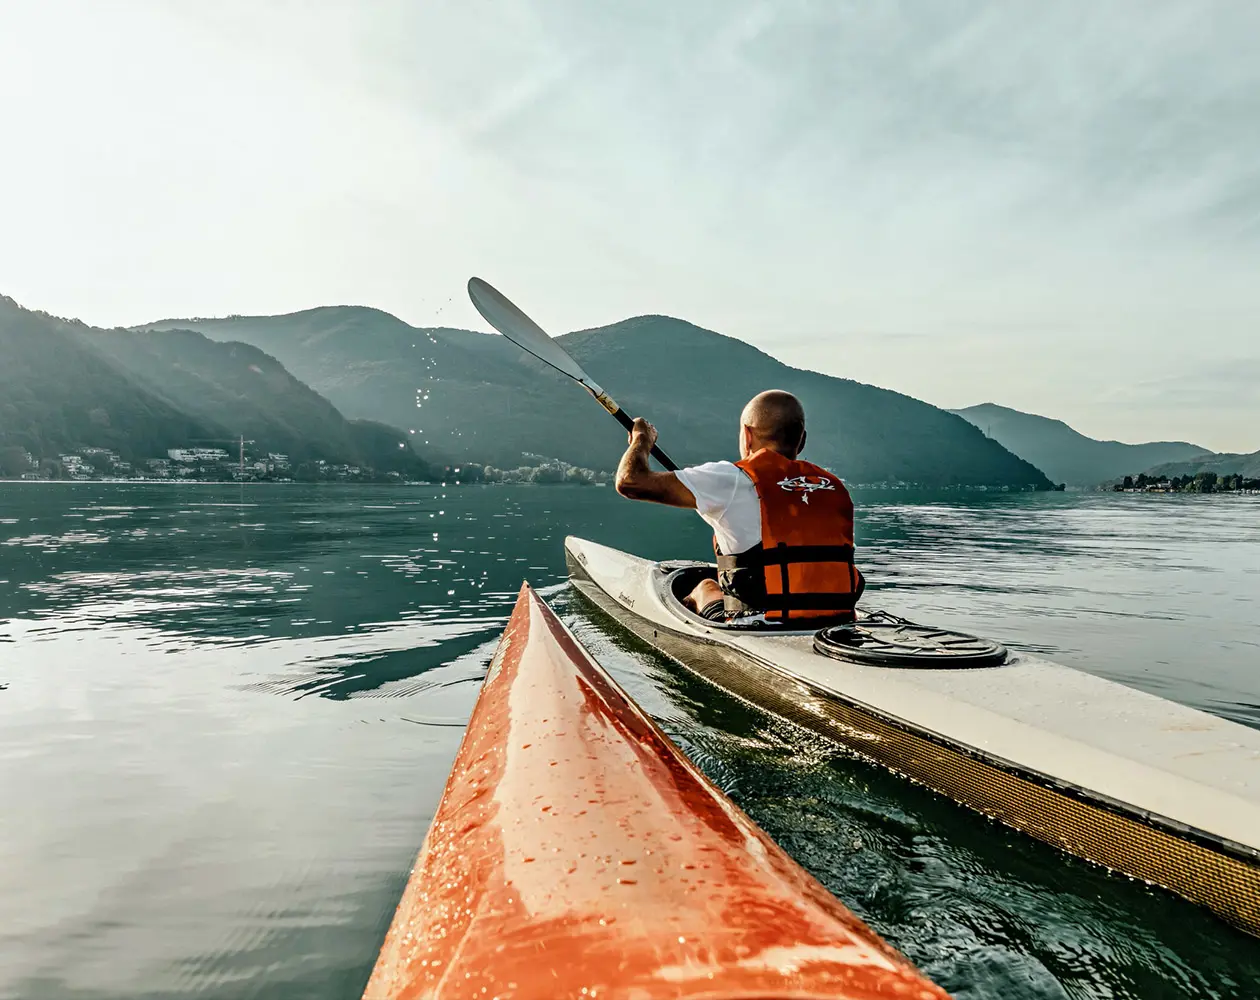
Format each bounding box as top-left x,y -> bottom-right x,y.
565,535 -> 1260,940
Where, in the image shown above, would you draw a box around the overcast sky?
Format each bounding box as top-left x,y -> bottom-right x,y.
2,1 -> 1257,451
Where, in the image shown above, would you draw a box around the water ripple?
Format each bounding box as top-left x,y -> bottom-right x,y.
1,484 -> 1258,999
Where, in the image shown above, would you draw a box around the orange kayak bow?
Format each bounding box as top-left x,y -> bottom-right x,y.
362,583 -> 949,1000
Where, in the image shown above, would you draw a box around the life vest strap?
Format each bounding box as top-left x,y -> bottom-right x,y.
716,544 -> 855,571
758,593 -> 860,611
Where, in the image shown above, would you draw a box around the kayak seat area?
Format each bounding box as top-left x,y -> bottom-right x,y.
659,562 -> 1010,665
658,562 -> 858,634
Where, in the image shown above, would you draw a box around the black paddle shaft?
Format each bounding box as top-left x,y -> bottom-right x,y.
608,406 -> 679,472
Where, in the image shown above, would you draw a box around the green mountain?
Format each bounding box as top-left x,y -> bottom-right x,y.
0,295 -> 216,462
1143,450 -> 1260,481
950,403 -> 1211,487
75,325 -> 418,469
0,295 -> 429,476
144,308 -> 1052,488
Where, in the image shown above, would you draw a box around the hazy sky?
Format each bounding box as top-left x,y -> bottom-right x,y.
2,1 -> 1257,451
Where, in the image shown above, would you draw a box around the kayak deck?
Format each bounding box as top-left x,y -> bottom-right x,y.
362,583 -> 948,1000
565,535 -> 1260,939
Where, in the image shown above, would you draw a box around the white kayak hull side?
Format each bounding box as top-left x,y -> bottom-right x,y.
565,534 -> 1260,939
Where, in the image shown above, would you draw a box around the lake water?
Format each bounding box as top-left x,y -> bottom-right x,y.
1,483 -> 1258,1000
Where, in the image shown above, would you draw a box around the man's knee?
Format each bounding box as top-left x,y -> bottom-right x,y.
684,578 -> 723,611
694,578 -> 723,604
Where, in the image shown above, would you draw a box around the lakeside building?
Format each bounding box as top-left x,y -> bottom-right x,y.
168,448 -> 230,463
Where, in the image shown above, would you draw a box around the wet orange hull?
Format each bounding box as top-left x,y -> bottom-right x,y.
362,584 -> 949,1000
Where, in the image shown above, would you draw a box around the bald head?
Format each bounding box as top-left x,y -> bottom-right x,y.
740,390 -> 806,458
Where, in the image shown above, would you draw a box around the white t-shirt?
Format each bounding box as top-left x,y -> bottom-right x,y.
675,461 -> 762,554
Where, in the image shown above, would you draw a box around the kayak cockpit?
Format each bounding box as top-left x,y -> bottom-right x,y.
656,560 -> 859,635
659,560 -> 1009,667
568,536 -> 1009,663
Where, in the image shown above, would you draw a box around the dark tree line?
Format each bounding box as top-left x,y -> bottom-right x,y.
1116,472 -> 1259,493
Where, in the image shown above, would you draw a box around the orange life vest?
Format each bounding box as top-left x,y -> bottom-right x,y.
715,448 -> 859,622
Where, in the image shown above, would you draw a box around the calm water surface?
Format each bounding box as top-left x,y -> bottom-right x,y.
1,483 -> 1258,999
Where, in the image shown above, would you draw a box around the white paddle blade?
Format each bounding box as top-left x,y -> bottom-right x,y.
467,277 -> 596,388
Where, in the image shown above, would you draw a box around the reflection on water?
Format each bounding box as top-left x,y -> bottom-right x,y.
0,483 -> 1257,999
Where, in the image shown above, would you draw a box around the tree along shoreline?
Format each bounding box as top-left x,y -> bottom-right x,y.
1113,471 -> 1259,494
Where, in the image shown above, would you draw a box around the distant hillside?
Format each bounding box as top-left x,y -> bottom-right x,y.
145,308 -> 1053,489
951,403 -> 1210,487
1143,450 -> 1260,481
0,295 -> 216,461
75,325 -> 414,468
0,295 -> 430,476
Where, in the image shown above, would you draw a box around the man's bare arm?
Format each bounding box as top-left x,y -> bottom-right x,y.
615,418 -> 696,509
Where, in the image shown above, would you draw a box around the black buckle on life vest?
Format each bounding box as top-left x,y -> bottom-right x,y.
718,542 -> 859,615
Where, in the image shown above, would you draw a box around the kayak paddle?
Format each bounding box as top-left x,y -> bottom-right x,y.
467,277 -> 678,471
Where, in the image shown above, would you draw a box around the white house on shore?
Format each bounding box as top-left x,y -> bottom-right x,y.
167,448 -> 230,463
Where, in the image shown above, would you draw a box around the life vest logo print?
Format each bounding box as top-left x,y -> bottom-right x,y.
776,475 -> 836,504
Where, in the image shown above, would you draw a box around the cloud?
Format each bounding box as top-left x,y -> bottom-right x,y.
1,0 -> 1257,450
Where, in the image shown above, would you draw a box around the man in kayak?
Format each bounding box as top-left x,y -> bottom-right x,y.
615,389 -> 863,622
